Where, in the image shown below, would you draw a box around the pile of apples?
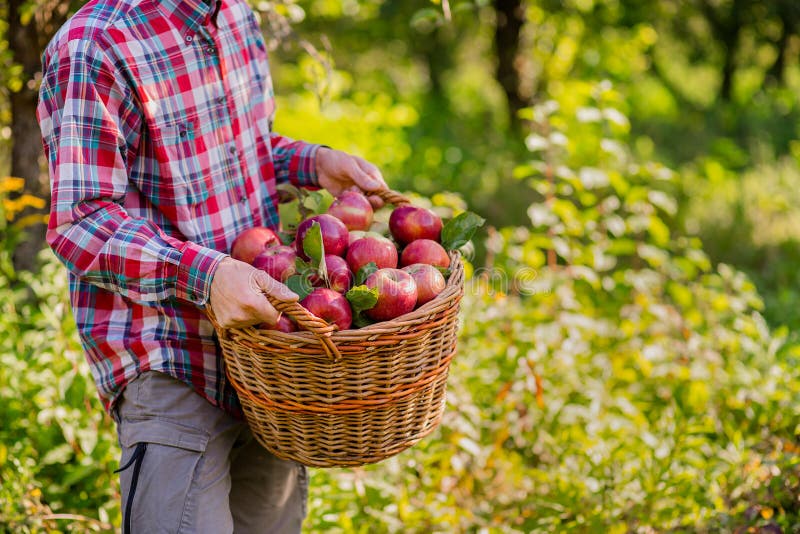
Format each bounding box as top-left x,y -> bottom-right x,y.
230,190 -> 470,333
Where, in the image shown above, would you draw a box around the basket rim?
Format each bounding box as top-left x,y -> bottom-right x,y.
230,250 -> 464,342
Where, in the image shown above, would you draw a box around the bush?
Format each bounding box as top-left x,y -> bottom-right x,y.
681,155 -> 800,330
0,177 -> 119,532
299,82 -> 800,533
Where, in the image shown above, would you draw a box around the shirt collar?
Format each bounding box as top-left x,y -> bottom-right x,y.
159,0 -> 220,34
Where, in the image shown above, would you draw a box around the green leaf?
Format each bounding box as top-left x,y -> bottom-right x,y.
607,238 -> 637,256
302,190 -> 334,215
41,443 -> 73,465
286,274 -> 312,300
648,215 -> 671,247
295,257 -> 316,277
440,211 -> 485,250
302,222 -> 331,285
513,163 -> 537,180
61,464 -> 97,488
276,183 -> 302,202
435,266 -> 452,278
354,262 -> 378,286
302,222 -> 325,265
353,314 -> 376,329
278,230 -> 295,246
346,284 -> 379,328
345,285 -> 379,314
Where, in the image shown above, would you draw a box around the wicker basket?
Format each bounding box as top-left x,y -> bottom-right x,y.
210,190 -> 464,468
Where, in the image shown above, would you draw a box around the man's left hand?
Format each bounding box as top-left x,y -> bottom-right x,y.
316,147 -> 388,208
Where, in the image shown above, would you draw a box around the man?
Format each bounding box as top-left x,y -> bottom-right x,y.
37,0 -> 386,531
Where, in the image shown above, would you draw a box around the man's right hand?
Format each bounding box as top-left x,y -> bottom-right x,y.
209,257 -> 298,328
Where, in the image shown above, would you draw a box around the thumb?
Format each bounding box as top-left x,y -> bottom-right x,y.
251,269 -> 299,302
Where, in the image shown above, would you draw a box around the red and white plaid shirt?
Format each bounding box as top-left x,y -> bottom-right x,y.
37,0 -> 320,416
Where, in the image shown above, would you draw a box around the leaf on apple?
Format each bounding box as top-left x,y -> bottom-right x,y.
286,274 -> 313,300
346,284 -> 379,328
302,190 -> 334,216
440,211 -> 486,251
277,230 -> 295,246
295,257 -> 316,277
354,262 -> 378,286
302,221 -> 328,282
276,183 -> 302,202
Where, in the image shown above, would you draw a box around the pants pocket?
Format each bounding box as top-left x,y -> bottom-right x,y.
117,418 -> 210,534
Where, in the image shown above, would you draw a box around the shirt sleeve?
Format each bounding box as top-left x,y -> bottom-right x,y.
270,132 -> 322,188
38,39 -> 226,307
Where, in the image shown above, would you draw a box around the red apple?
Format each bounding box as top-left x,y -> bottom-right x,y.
348,230 -> 366,246
301,288 -> 353,331
369,221 -> 390,237
310,254 -> 353,293
402,263 -> 446,306
231,227 -> 280,264
346,235 -> 399,274
252,245 -> 296,282
327,191 -> 374,231
389,206 -> 443,245
259,314 -> 297,333
364,268 -> 418,321
400,239 -> 450,269
348,230 -> 387,246
295,214 -> 349,259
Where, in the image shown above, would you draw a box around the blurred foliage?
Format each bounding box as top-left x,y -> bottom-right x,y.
295,83 -> 800,532
0,179 -> 118,531
267,0 -> 800,335
2,0 -> 800,532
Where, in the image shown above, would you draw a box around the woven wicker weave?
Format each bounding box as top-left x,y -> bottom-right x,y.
210,190 -> 464,468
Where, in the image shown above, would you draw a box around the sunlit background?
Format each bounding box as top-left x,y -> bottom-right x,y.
2,1 -> 800,532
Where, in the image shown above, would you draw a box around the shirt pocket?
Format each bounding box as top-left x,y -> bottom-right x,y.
150,118 -> 213,206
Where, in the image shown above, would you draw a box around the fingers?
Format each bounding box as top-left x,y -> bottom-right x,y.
351,157 -> 386,192
209,259 -> 300,328
367,194 -> 384,209
251,269 -> 299,302
238,299 -> 281,328
317,148 -> 388,200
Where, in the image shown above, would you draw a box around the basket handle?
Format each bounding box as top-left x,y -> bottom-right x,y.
263,292 -> 343,362
370,188 -> 411,207
206,293 -> 343,362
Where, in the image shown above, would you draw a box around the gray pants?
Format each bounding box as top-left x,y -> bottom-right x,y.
113,371 -> 308,533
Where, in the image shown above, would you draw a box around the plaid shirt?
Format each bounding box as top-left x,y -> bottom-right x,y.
37,0 -> 320,416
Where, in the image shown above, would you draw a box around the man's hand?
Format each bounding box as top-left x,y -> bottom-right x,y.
316,147 -> 388,208
209,257 -> 298,328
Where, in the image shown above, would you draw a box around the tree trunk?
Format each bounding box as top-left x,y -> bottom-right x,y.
719,33 -> 739,101
699,0 -> 744,102
767,3 -> 797,86
7,0 -> 52,272
493,0 -> 526,130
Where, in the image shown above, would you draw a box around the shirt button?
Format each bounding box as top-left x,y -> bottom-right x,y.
229,146 -> 236,155
216,96 -> 224,104
206,47 -> 215,55
185,34 -> 194,43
